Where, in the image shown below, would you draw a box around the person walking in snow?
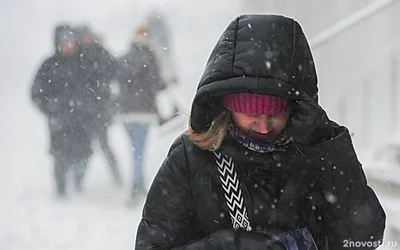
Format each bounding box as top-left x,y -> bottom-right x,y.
135,14 -> 386,249
75,25 -> 122,186
115,25 -> 166,202
31,25 -> 92,197
144,8 -> 179,86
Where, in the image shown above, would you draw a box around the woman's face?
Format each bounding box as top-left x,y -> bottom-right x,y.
231,111 -> 291,141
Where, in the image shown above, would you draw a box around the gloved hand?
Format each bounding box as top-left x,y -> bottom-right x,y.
236,230 -> 286,250
288,98 -> 333,146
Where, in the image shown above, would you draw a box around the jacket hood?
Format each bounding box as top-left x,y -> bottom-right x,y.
54,25 -> 78,53
190,14 -> 318,132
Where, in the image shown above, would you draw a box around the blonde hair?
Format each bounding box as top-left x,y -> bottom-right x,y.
186,110 -> 231,151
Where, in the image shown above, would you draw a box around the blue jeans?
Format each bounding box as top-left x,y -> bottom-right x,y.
124,122 -> 150,191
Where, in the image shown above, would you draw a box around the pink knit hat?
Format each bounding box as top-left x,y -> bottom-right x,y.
223,92 -> 289,115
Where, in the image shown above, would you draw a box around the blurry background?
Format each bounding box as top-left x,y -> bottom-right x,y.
1,0 -> 400,249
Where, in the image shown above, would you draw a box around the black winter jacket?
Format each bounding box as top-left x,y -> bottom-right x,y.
78,43 -> 117,118
135,14 -> 385,250
31,54 -> 82,118
136,129 -> 385,249
116,37 -> 166,114
31,53 -> 92,159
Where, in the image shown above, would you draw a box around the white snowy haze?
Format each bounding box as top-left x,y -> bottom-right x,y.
1,0 -> 399,249
0,0 -> 244,249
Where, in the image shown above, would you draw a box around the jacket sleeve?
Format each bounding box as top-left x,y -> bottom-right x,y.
98,47 -> 118,83
97,49 -> 117,106
31,60 -> 56,116
301,126 -> 386,250
143,48 -> 167,92
135,136 -> 237,250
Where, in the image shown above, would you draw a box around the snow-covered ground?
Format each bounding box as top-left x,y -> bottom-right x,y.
1,0 -> 399,249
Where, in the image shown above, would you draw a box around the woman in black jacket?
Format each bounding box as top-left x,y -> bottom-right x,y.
116,25 -> 166,201
135,14 -> 386,250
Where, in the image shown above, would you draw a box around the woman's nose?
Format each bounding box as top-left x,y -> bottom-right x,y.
256,116 -> 272,133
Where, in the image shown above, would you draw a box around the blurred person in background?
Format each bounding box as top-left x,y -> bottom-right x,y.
144,8 -> 179,86
135,14 -> 385,249
31,25 -> 92,197
115,25 -> 166,205
143,9 -> 185,128
75,25 -> 122,186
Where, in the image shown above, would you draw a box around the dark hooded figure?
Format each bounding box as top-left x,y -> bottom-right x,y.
31,25 -> 92,197
135,15 -> 386,250
75,25 -> 122,186
115,25 -> 166,203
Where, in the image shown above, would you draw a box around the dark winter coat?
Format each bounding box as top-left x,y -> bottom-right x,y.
31,28 -> 92,160
115,37 -> 166,114
31,54 -> 92,160
135,14 -> 385,250
78,43 -> 117,134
